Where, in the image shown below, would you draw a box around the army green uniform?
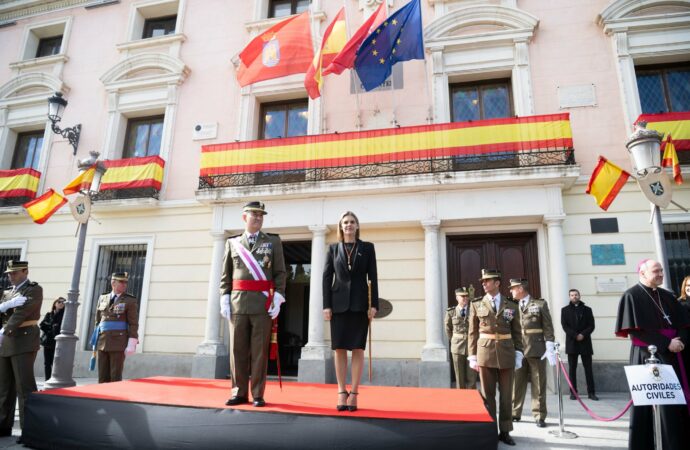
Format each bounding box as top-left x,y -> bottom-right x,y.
94,292 -> 139,383
0,280 -> 42,431
220,231 -> 286,400
512,296 -> 555,422
468,294 -> 523,433
445,305 -> 477,389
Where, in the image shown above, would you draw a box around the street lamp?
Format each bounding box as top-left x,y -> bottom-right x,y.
625,122 -> 670,290
47,92 -> 81,155
44,149 -> 106,389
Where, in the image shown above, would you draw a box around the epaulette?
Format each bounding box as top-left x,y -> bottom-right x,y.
446,306 -> 455,311
266,232 -> 280,236
123,292 -> 136,298
28,281 -> 39,286
228,234 -> 241,239
472,297 -> 483,302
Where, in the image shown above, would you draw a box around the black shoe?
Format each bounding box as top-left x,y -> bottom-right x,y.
588,394 -> 599,401
498,432 -> 516,446
16,437 -> 23,445
512,416 -> 521,422
336,391 -> 349,412
347,391 -> 358,412
225,396 -> 248,406
569,393 -> 576,400
536,420 -> 546,428
252,398 -> 266,407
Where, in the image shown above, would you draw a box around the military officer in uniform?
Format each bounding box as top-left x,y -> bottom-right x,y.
509,278 -> 556,428
220,201 -> 287,408
92,272 -> 139,383
468,269 -> 523,446
444,287 -> 477,389
0,260 -> 42,439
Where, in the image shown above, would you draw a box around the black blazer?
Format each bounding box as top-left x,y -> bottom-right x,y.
561,301 -> 595,355
322,240 -> 379,313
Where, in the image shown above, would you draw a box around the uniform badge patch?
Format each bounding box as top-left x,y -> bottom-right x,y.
503,309 -> 515,321
114,303 -> 126,314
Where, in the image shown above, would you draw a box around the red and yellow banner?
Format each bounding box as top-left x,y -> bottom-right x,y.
305,7 -> 346,99
200,113 -> 573,176
23,188 -> 67,224
586,156 -> 630,211
0,168 -> 40,199
100,156 -> 165,191
662,135 -> 683,184
63,165 -> 96,195
636,112 -> 690,151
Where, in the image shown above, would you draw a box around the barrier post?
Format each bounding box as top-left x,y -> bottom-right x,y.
549,342 -> 577,439
645,345 -> 663,450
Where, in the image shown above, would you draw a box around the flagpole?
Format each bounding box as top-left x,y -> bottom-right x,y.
345,0 -> 363,131
422,52 -> 433,124
384,1 -> 399,128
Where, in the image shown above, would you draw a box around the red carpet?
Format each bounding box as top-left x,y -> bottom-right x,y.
39,376 -> 492,422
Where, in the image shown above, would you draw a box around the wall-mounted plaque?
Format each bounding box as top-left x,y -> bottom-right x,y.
558,84 -> 597,109
374,298 -> 393,319
595,276 -> 628,293
591,244 -> 625,265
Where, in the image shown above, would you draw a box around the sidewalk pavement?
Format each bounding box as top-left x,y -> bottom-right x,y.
1,379 -> 630,449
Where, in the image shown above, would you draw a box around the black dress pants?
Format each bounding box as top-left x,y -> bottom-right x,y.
567,353 -> 595,394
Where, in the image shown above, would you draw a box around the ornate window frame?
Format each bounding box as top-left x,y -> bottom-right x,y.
117,0 -> 186,58
9,16 -> 72,77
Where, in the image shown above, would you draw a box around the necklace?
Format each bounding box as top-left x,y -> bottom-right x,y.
638,283 -> 672,326
344,242 -> 357,271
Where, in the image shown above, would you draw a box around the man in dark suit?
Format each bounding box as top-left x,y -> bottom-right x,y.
560,289 -> 597,400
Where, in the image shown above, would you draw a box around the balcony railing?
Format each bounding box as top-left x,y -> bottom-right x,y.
0,168 -> 40,207
93,155 -> 165,201
199,113 -> 575,189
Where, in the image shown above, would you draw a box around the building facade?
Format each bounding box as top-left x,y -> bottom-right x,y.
1,0 -> 689,390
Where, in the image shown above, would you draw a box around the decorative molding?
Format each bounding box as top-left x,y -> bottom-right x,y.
9,54 -> 69,71
0,0 -> 90,22
116,33 -> 185,53
0,72 -> 67,102
244,11 -> 326,35
100,52 -> 190,90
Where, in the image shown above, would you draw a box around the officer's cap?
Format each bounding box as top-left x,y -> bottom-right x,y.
243,201 -> 267,215
4,260 -> 28,273
111,272 -> 129,282
508,278 -> 529,289
479,269 -> 501,280
455,287 -> 470,296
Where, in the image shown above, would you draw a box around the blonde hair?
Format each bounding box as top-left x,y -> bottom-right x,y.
680,276 -> 690,300
336,211 -> 360,242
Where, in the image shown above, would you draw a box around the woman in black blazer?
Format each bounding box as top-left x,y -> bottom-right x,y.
323,211 -> 379,412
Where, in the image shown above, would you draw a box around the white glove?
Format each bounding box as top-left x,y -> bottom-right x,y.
267,292 -> 285,320
220,294 -> 231,320
541,341 -> 557,367
0,328 -> 4,347
515,351 -> 524,369
125,338 -> 138,356
0,296 -> 27,313
469,355 -> 478,371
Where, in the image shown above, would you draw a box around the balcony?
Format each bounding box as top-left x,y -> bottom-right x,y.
198,113 -> 575,190
0,168 -> 40,207
93,155 -> 165,201
636,111 -> 690,162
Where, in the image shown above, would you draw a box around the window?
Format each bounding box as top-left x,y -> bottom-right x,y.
0,249 -> 22,290
11,131 -> 44,170
85,244 -> 147,348
664,222 -> 690,295
35,35 -> 63,58
269,0 -> 309,18
636,64 -> 690,114
450,79 -> 513,122
123,116 -> 164,158
260,100 -> 308,139
142,15 -> 177,38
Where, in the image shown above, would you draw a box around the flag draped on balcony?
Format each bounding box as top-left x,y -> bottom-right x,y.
100,156 -> 165,191
304,7 -> 346,99
322,3 -> 386,76
354,0 -> 424,91
635,112 -> 690,151
662,135 -> 683,184
0,168 -> 40,199
586,156 -> 630,211
23,188 -> 67,224
63,165 -> 96,195
236,11 -> 313,87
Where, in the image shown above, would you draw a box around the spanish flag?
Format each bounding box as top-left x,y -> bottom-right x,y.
662,135 -> 683,185
23,188 -> 67,224
63,165 -> 96,195
586,156 -> 630,211
304,7 -> 346,99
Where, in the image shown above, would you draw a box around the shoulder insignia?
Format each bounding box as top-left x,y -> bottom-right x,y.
508,297 -> 518,303
472,297 -> 483,302
228,234 -> 241,239
266,233 -> 280,237
28,281 -> 39,286
446,306 -> 455,311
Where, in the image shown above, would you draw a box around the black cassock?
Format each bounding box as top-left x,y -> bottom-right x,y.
615,283 -> 690,450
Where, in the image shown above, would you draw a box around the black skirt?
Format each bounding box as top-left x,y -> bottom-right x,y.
330,310 -> 369,350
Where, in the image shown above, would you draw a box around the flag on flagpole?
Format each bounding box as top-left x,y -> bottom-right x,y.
322,3 -> 386,76
23,188 -> 67,224
354,0 -> 424,91
236,11 -> 313,87
63,165 -> 96,195
586,156 -> 631,211
304,7 -> 347,99
662,135 -> 683,184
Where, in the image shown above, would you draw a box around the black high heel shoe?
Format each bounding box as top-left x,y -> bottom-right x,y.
347,391 -> 358,412
336,391 -> 349,411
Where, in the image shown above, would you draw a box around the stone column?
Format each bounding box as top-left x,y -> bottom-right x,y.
191,229 -> 229,378
298,225 -> 333,383
419,219 -> 450,387
544,215 -> 569,345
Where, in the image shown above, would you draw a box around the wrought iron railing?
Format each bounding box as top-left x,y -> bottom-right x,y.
92,187 -> 160,201
0,167 -> 40,207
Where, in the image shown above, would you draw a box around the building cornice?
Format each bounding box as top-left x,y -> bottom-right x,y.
0,0 -> 90,23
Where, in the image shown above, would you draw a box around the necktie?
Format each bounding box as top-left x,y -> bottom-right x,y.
248,234 -> 256,247
521,300 -> 527,312
461,307 -> 466,318
109,294 -> 117,307
492,297 -> 498,311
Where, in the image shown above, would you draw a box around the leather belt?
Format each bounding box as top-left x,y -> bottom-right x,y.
480,333 -> 512,340
19,320 -> 38,328
524,329 -> 543,335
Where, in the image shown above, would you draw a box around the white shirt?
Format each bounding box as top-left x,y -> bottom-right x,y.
520,294 -> 531,311
493,294 -> 502,311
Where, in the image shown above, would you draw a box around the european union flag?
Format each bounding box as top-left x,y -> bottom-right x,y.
354,0 -> 424,92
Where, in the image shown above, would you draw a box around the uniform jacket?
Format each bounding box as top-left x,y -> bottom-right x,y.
561,301 -> 594,355
0,280 -> 42,356
322,240 -> 379,313
220,231 -> 287,315
95,292 -> 139,352
468,293 -> 523,369
517,296 -> 555,358
445,304 -> 471,355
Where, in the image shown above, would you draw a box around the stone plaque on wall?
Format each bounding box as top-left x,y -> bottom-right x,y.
595,276 -> 629,293
558,84 -> 597,109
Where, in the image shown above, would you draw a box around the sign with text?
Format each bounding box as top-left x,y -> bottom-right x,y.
624,364 -> 686,406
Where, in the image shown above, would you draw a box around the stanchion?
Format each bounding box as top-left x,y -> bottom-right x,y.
549,342 -> 578,439
645,345 -> 663,450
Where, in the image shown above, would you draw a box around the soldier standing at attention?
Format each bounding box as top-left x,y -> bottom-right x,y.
468,269 -> 523,446
92,272 -> 139,383
0,260 -> 42,443
220,201 -> 287,408
444,287 -> 477,389
509,278 -> 556,428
